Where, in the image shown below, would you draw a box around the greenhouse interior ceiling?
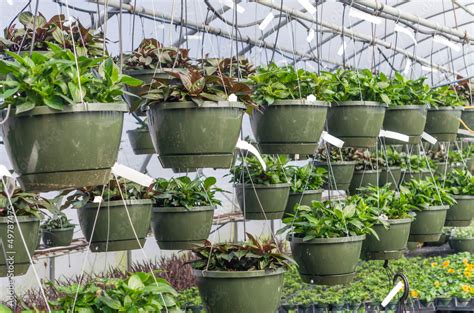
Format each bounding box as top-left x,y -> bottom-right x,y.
0,0 -> 473,312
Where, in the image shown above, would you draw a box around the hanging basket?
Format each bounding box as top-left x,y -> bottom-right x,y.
349,169 -> 381,195
326,101 -> 387,148
445,195 -> 474,226
147,101 -> 245,169
314,161 -> 356,192
284,190 -> 323,217
0,216 -> 40,276
235,183 -> 290,220
424,107 -> 463,142
250,100 -> 328,154
399,169 -> 431,184
41,226 -> 74,248
77,199 -> 152,252
409,205 -> 449,242
126,128 -> 155,155
151,206 -> 214,250
2,103 -> 127,192
362,218 -> 412,260
194,268 -> 285,313
459,107 -> 474,136
382,105 -> 427,144
290,235 -> 365,285
379,166 -> 401,189
448,237 -> 474,253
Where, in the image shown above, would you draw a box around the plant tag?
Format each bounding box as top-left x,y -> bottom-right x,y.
421,132 -> 437,144
228,93 -> 238,102
306,94 -> 316,102
297,0 -> 317,15
306,29 -> 315,42
259,12 -> 274,31
394,25 -> 417,45
0,166 -> 17,197
321,131 -> 344,148
93,196 -> 103,203
381,281 -> 403,307
235,139 -> 267,171
458,129 -> 474,137
379,130 -> 409,142
0,165 -> 12,178
218,0 -> 245,13
111,163 -> 154,187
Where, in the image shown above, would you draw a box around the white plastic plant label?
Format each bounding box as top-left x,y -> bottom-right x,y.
259,12 -> 274,31
421,132 -> 437,144
297,0 -> 316,15
228,93 -> 238,102
93,196 -> 103,203
111,163 -> 154,187
381,281 -> 404,307
0,165 -> 12,178
321,131 -> 344,148
458,129 -> 474,137
235,139 -> 267,171
306,94 -> 316,102
379,130 -> 409,143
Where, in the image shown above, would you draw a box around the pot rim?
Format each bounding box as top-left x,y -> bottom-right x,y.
149,100 -> 246,110
353,169 -> 381,174
313,160 -> 356,166
5,102 -> 128,117
41,226 -> 75,232
234,183 -> 290,189
123,68 -> 185,75
452,194 -> 474,200
0,215 -> 40,223
126,128 -> 149,134
290,234 -> 366,244
376,217 -> 413,225
289,189 -> 323,196
381,166 -> 401,171
82,199 -> 153,209
420,205 -> 450,211
152,205 -> 215,213
193,267 -> 286,278
269,99 -> 329,106
449,237 -> 474,241
386,105 -> 427,110
331,101 -> 387,107
427,106 -> 464,111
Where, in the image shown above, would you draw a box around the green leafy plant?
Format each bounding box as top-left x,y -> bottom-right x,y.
199,56 -> 255,79
229,155 -> 289,185
402,178 -> 456,209
0,43 -> 142,114
343,148 -> 383,171
0,186 -> 51,219
451,226 -> 474,239
0,12 -> 105,57
144,67 -> 255,109
122,38 -> 190,70
285,165 -> 326,193
313,146 -> 346,162
444,169 -> 474,195
401,153 -> 435,172
190,233 -> 295,271
279,200 -> 378,240
41,212 -> 74,231
430,85 -> 466,108
151,176 -> 223,209
380,147 -> 404,167
384,73 -> 432,107
248,63 -> 331,106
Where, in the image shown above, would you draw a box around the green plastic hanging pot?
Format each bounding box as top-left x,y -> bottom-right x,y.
326,101 -> 387,148
0,216 -> 40,276
41,226 -> 74,248
435,162 -> 463,176
314,161 -> 356,191
194,268 -> 285,313
250,100 -> 328,154
284,190 -> 322,217
151,206 -> 214,250
409,205 -> 449,242
235,183 -> 290,220
399,170 -> 431,184
349,169 -> 381,195
1,103 -> 127,192
467,158 -> 474,174
127,128 -> 155,155
379,167 -> 401,189
448,238 -> 474,253
147,101 -> 245,169
459,107 -> 474,136
382,105 -> 427,144
77,199 -> 152,252
445,195 -> 474,226
290,235 -> 365,285
424,107 -> 463,142
362,218 -> 412,260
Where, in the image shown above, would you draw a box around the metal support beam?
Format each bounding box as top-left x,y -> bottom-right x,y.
253,0 -> 457,74
341,0 -> 472,43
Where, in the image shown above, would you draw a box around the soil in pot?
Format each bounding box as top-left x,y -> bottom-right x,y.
349,169 -> 381,195
235,183 -> 290,220
448,238 -> 474,253
2,103 -> 127,192
379,167 -> 401,189
41,226 -> 74,247
127,128 -> 155,155
147,101 -> 245,169
151,206 -> 214,250
409,206 -> 449,242
284,190 -> 322,217
290,235 -> 365,285
77,199 -> 152,252
314,161 -> 356,192
382,105 -> 427,145
424,107 -> 463,142
362,218 -> 412,260
326,101 -> 386,148
250,100 -> 328,154
0,216 -> 40,276
445,195 -> 474,226
194,269 -> 285,313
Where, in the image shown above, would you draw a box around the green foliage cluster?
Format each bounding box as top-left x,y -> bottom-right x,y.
285,165 -> 326,193
199,57 -> 255,79
151,176 -> 223,209
384,73 -> 432,107
444,169 -> 474,195
0,186 -> 51,219
430,86 -> 466,108
229,155 -> 289,185
41,212 -> 74,231
402,178 -> 456,209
